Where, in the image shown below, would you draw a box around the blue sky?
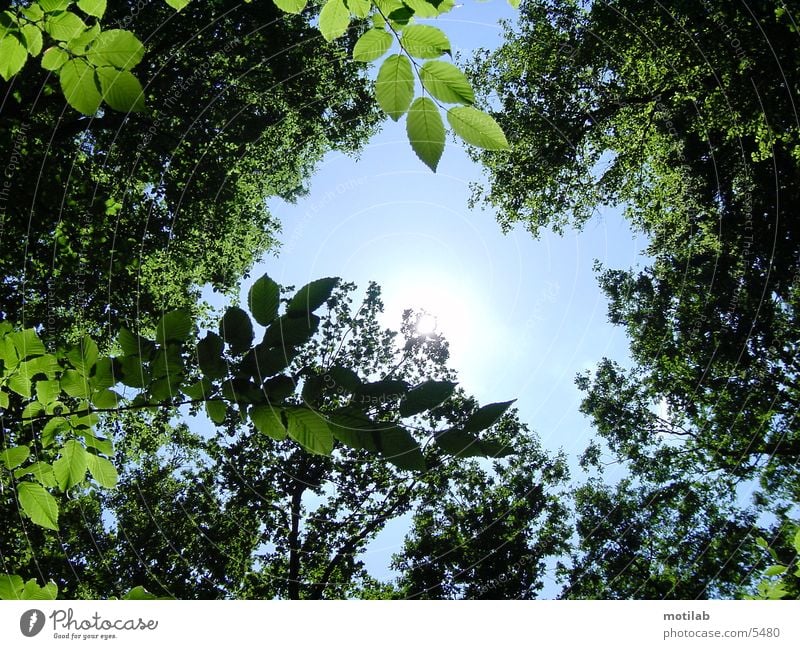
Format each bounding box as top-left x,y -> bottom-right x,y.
202,2 -> 651,586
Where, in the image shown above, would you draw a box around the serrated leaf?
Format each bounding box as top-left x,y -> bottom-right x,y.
197,332 -> 228,378
420,60 -> 474,105
205,399 -> 226,424
1,445 -> 30,470
21,401 -> 45,420
764,565 -> 787,577
272,0 -> 307,13
123,586 -> 160,599
21,579 -> 58,600
8,373 -> 32,398
435,428 -> 514,458
154,310 -> 193,345
447,106 -> 509,150
77,0 -> 107,17
79,431 -> 113,456
286,408 -> 334,455
91,389 -> 120,409
96,66 -> 145,112
0,391 -> 8,410
248,274 -> 281,326
17,482 -> 59,530
220,307 -> 254,355
319,0 -> 350,42
117,355 -> 148,388
403,0 -> 439,18
41,46 -> 69,71
65,22 -> 100,55
45,11 -> 87,41
263,313 -> 320,348
14,462 -> 57,488
347,0 -> 371,18
407,97 -> 445,172
400,24 -> 450,58
399,379 -> 456,417
59,58 -> 101,114
376,54 -> 414,121
21,24 -> 43,56
287,277 -> 339,316
10,329 -> 46,360
39,0 -> 72,11
53,439 -> 88,490
85,453 -> 118,488
61,368 -> 91,399
35,379 -> 62,405
464,399 -> 516,432
353,28 -> 392,62
182,378 -> 211,400
90,357 -> 115,391
374,425 -> 426,470
86,29 -> 144,69
250,405 -> 287,440
0,574 -> 24,600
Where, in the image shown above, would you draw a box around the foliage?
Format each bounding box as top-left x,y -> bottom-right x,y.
0,274 -> 548,598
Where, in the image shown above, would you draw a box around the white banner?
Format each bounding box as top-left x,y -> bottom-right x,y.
1,600 -> 797,648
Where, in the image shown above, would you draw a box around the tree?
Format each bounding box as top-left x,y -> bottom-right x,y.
1,274 -> 568,599
1,0 -> 380,345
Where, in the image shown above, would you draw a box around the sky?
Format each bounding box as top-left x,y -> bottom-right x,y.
201,2 -> 651,587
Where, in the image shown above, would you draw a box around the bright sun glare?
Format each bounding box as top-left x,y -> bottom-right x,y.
414,313 -> 438,336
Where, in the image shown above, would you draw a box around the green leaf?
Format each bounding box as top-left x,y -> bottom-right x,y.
220,307 -> 254,355
21,401 -> 45,420
45,11 -> 87,41
154,310 -> 193,345
20,354 -> 60,380
464,400 -> 516,432
507,0 -> 520,8
66,23 -> 100,55
286,408 -> 334,455
77,0 -> 107,17
20,24 -> 43,56
39,0 -> 72,12
435,428 -> 514,458
764,565 -> 787,577
41,46 -> 69,71
21,579 -> 58,600
61,368 -> 91,399
399,379 -> 456,417
250,405 -> 287,440
374,425 -> 426,470
86,29 -> 145,69
355,378 -> 408,399
182,378 -> 212,400
197,332 -> 228,378
67,335 -> 98,376
85,453 -> 118,488
17,482 -> 59,530
287,277 -> 339,316
53,439 -> 88,491
248,274 -> 281,326
22,4 -> 46,20
419,60 -> 474,105
36,379 -> 62,405
7,373 -> 32,399
91,389 -> 120,409
59,58 -> 101,114
1,445 -> 30,470
205,399 -> 226,424
10,328 -> 46,360
400,24 -> 450,58
0,28 -> 21,62
79,431 -> 113,456
14,462 -> 57,488
447,106 -> 509,150
117,355 -> 149,388
403,0 -> 439,18
117,328 -> 155,357
329,411 -> 380,451
0,574 -> 24,600
263,313 -> 320,348
0,391 -> 8,410
353,28 -> 392,62
407,97 -> 445,172
272,0 -> 307,13
347,0 -> 371,18
41,417 -> 68,448
794,528 -> 800,554
376,54 -> 414,121
96,66 -> 145,112
319,0 -> 350,42
90,357 -> 115,391
122,586 -> 160,600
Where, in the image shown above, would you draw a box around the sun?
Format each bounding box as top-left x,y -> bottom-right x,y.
414,313 -> 438,337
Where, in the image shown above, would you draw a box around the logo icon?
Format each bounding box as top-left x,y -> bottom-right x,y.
20,609 -> 45,637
